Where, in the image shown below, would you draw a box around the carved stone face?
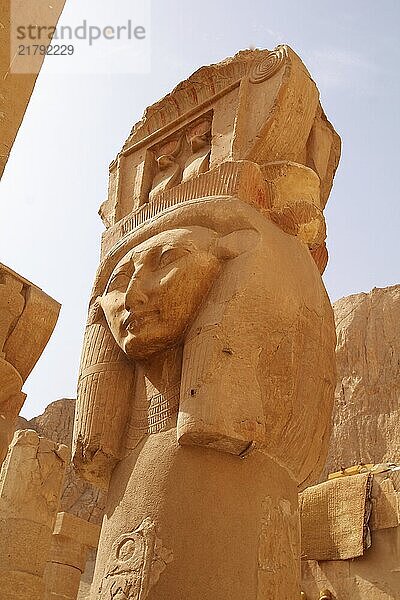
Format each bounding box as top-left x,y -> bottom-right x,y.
100,227 -> 221,359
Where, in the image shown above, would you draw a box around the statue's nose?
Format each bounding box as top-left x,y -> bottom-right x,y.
124,274 -> 148,310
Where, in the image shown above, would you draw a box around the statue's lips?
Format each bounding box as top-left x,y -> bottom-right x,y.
122,309 -> 160,332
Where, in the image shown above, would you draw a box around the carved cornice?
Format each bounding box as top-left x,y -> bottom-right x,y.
120,46 -> 288,157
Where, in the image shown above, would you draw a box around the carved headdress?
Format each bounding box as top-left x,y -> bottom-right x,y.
73,46 -> 340,490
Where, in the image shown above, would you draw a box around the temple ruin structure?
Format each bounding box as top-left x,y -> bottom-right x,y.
0,429 -> 68,600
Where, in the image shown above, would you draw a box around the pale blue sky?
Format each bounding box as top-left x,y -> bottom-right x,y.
1,1 -> 399,418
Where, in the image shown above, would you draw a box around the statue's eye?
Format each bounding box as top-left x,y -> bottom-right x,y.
158,247 -> 189,268
106,272 -> 130,293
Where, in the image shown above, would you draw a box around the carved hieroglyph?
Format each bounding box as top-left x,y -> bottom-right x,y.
73,46 -> 340,599
0,263 -> 60,464
99,518 -> 173,600
0,429 -> 68,600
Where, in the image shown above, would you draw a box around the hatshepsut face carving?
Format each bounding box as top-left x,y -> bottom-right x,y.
100,226 -> 222,359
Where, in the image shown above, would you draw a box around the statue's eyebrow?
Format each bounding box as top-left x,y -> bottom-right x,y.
105,260 -> 132,288
110,263 -> 128,279
111,261 -> 131,277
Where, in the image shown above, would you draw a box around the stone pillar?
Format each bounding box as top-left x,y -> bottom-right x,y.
73,46 -> 341,599
0,263 -> 60,464
44,511 -> 101,600
0,429 -> 68,600
1,0 -> 66,178
0,357 -> 25,464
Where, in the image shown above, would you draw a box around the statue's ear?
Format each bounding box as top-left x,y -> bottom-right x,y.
87,296 -> 105,326
214,229 -> 259,260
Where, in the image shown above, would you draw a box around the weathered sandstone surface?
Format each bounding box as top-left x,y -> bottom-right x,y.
301,284 -> 400,599
17,399 -> 105,524
324,284 -> 400,477
0,429 -> 69,600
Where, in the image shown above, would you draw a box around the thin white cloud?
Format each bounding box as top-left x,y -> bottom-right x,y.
313,48 -> 375,70
264,27 -> 284,39
304,47 -> 377,90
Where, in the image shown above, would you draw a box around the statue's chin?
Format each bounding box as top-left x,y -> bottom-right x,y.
121,331 -> 182,361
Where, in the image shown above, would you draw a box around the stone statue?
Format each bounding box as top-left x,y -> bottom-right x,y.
73,46 -> 341,599
0,263 -> 60,464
